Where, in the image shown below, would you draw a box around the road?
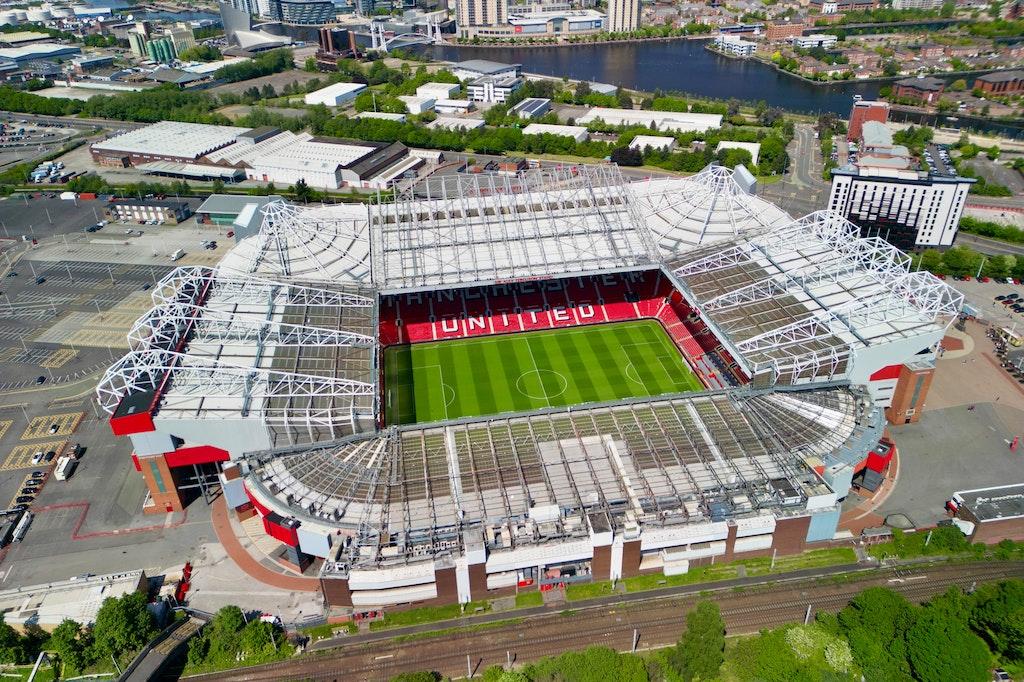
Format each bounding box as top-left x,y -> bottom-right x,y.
0,111 -> 146,132
184,560 -> 1024,682
759,123 -> 829,217
956,232 -> 1024,258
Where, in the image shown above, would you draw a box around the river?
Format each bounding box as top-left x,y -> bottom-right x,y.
420,39 -> 1023,137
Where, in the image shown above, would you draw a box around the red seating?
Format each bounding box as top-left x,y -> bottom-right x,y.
379,270 -> 748,386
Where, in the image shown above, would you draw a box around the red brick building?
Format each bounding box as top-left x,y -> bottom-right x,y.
973,70 -> 1024,95
893,76 -> 946,104
847,100 -> 890,142
765,20 -> 806,41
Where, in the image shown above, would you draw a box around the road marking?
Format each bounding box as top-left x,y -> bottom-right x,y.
20,412 -> 83,440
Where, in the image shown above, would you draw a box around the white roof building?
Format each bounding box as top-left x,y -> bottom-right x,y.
522,123 -> 588,142
715,141 -> 761,166
0,570 -> 146,632
630,135 -> 677,152
428,116 -> 485,131
91,121 -> 247,161
304,81 -> 366,107
577,107 -> 722,133
355,111 -> 407,122
397,95 -> 435,114
416,82 -> 461,99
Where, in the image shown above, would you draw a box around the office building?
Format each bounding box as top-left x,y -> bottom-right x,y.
973,70 -> 1024,95
828,123 -> 974,250
457,0 -> 508,34
451,59 -> 520,81
893,76 -> 946,104
606,0 -> 638,32
790,34 -> 838,49
847,100 -> 889,142
277,0 -> 336,24
466,75 -> 523,103
713,35 -> 757,57
463,8 -> 604,39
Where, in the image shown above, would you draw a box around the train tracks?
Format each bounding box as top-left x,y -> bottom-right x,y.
186,561 -> 1024,682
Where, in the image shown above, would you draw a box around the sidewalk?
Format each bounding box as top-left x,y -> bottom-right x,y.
210,496 -> 319,592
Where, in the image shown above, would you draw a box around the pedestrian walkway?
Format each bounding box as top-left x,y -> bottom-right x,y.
210,496 -> 319,592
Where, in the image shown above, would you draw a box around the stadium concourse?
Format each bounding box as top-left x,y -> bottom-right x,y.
97,164 -> 963,612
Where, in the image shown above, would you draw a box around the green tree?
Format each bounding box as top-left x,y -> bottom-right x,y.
290,178 -> 317,203
616,88 -> 634,110
0,614 -> 27,664
610,146 -> 642,166
671,600 -> 725,682
91,592 -> 156,661
971,580 -> 1024,662
949,79 -> 967,91
211,178 -> 225,194
389,673 -> 441,682
837,587 -> 917,681
906,608 -> 992,682
48,619 -> 89,672
304,56 -> 318,72
986,145 -> 1000,160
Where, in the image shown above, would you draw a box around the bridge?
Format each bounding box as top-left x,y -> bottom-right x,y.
367,20 -> 445,52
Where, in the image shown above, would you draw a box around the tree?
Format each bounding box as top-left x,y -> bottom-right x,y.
671,601 -> 725,682
291,178 -> 316,203
304,56 -> 318,72
0,614 -> 27,664
986,145 -> 1001,160
836,587 -> 917,681
971,580 -> 1024,662
616,88 -> 634,110
389,673 -> 441,682
906,608 -> 992,682
91,592 -> 157,661
48,619 -> 89,673
574,80 -> 591,103
211,178 -> 225,194
949,79 -> 967,91
610,146 -> 642,166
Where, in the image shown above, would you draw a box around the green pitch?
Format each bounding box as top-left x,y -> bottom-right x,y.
383,320 -> 705,426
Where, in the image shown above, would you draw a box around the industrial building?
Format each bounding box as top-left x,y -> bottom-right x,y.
0,42 -> 80,64
714,141 -> 761,166
91,121 -> 247,167
398,95 -> 435,114
104,199 -> 193,225
434,99 -> 474,115
99,164 -> 961,612
429,116 -> 485,130
304,81 -> 367,107
577,107 -> 723,133
952,484 -> 1024,544
0,571 -> 147,633
466,74 -> 523,103
522,123 -> 588,142
416,82 -> 461,99
510,97 -> 551,119
245,137 -> 409,189
631,135 -> 677,152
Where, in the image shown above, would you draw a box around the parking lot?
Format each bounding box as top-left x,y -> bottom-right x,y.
954,277 -> 1024,332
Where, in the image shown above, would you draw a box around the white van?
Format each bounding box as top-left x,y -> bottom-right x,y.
170,249 -> 184,262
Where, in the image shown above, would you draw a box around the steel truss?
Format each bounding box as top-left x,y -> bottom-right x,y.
636,164 -> 787,247
97,347 -> 373,422
244,199 -> 371,279
151,266 -> 374,309
370,165 -> 658,289
671,211 -> 963,382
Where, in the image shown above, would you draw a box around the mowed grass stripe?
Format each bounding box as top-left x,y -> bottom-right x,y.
383,321 -> 704,425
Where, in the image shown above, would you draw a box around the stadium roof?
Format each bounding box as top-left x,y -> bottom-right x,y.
245,385 -> 881,568
217,200 -> 372,284
633,165 -> 790,256
667,211 -> 963,384
370,164 -> 659,292
92,121 -> 246,160
96,266 -> 377,440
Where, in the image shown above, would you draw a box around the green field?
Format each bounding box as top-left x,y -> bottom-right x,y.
383,320 -> 704,426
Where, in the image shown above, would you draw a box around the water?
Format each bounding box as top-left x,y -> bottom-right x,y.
421,39 -> 1023,137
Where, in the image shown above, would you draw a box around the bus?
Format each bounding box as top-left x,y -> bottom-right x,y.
54,455 -> 76,481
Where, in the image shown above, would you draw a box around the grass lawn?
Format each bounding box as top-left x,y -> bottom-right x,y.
384,320 -> 703,425
515,591 -> 544,608
369,600 -> 491,631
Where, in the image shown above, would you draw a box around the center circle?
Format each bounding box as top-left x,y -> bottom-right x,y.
516,369 -> 568,400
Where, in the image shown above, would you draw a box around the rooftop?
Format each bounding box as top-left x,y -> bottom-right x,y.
896,76 -> 945,91
577,107 -> 722,133
453,59 -> 519,75
510,97 -> 551,117
0,570 -> 145,629
92,121 -> 247,160
956,484 -> 1024,522
522,123 -> 587,138
977,69 -> 1024,83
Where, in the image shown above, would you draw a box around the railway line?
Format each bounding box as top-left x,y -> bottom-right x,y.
184,560 -> 1024,682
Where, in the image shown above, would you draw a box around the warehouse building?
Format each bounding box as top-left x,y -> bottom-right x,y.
303,81 -> 366,107
577,107 -> 722,133
247,137 -> 409,189
522,123 -> 588,142
510,97 -> 551,119
105,199 -> 193,225
631,135 -> 677,152
416,82 -> 461,99
90,121 -> 247,167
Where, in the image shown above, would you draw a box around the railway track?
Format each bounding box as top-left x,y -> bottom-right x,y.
186,561 -> 1024,682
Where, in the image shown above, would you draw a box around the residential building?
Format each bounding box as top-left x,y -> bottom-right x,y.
809,0 -> 878,11
606,0 -> 639,32
892,0 -> 943,8
457,0 -> 508,34
451,59 -> 520,81
845,49 -> 879,69
974,70 -> 1024,95
847,100 -> 889,142
466,75 -> 523,103
764,20 -> 806,42
893,76 -> 946,104
790,34 -> 838,49
917,43 -> 944,60
713,34 -> 757,57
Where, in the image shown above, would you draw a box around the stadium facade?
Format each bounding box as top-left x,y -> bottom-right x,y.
98,164 -> 962,610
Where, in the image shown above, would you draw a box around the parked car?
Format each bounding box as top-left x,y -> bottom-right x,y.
31,452 -> 43,465
30,471 -> 45,479
15,496 -> 33,504
35,375 -> 45,385
48,423 -> 58,434
20,487 -> 37,495
43,451 -> 55,462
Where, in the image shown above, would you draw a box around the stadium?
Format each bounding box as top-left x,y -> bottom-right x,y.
98,164 -> 962,610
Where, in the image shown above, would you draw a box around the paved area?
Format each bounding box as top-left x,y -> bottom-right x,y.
874,320 -> 1024,529
758,123 -> 828,217
952,278 -> 1024,331
965,157 -> 1024,194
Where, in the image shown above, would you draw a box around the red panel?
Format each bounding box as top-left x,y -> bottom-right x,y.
262,515 -> 299,547
131,453 -> 142,472
245,483 -> 271,517
869,364 -> 903,381
109,411 -> 155,436
164,445 -> 230,468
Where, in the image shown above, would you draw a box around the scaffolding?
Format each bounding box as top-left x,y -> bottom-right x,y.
370,165 -> 659,291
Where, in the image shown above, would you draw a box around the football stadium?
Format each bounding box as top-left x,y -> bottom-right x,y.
98,164 -> 963,610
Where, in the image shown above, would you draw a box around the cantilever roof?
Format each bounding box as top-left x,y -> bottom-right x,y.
371,165 -> 658,292
668,211 -> 963,384
246,385 -> 880,567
